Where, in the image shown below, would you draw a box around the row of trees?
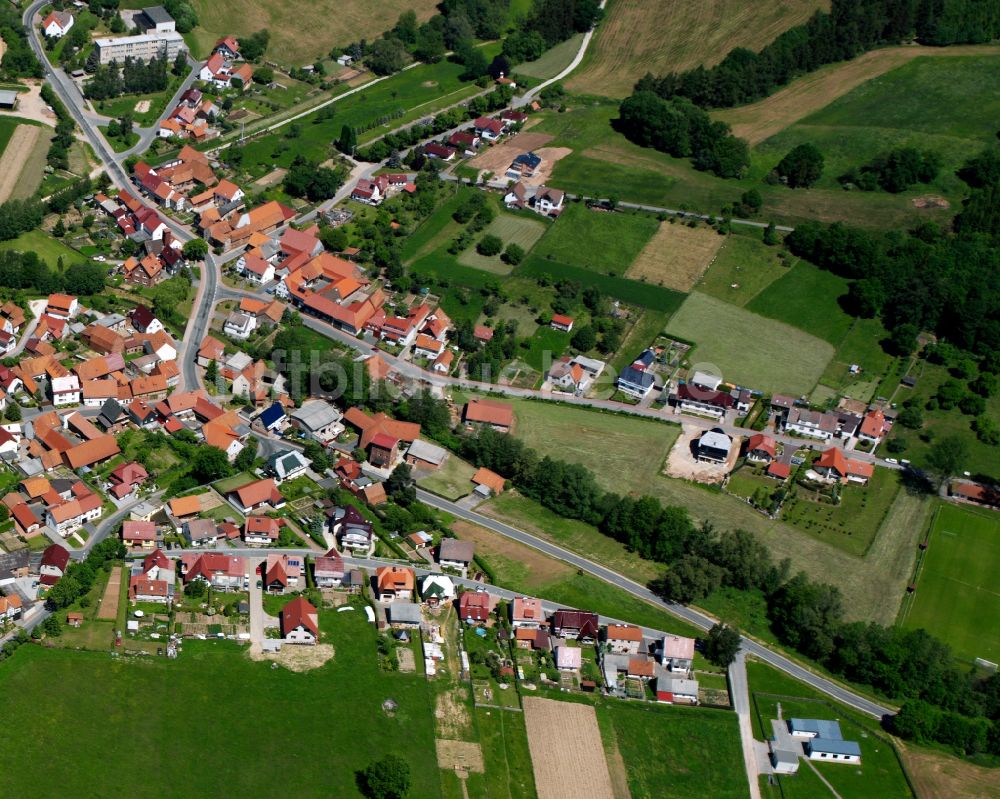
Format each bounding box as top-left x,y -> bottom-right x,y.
452,422 -> 1000,754
0,7 -> 43,80
85,56 -> 170,100
780,146 -> 1000,358
616,93 -> 749,178
41,83 -> 77,172
45,538 -> 126,609
634,0 -> 1000,110
841,147 -> 942,193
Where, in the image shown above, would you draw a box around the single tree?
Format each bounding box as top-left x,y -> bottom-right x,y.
774,143 -> 824,188
182,238 -> 208,260
703,623 -> 741,668
361,754 -> 410,799
570,325 -> 597,352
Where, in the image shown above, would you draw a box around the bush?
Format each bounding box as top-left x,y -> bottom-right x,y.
502,243 -> 525,265
476,234 -> 503,257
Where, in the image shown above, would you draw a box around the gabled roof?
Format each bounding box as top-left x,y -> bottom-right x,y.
65,435 -> 120,469
463,398 -> 513,428
40,543 -> 70,571
232,478 -> 279,508
281,596 -> 318,637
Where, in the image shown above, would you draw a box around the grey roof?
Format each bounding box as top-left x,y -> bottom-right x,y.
659,676 -> 699,695
0,549 -> 30,580
0,90 -> 19,107
790,718 -> 843,739
140,5 -> 173,24
269,449 -> 309,478
290,401 -> 342,432
617,366 -> 655,390
807,738 -> 862,757
771,749 -> 799,767
699,430 -> 731,452
406,439 -> 447,466
184,518 -> 218,541
387,601 -> 422,624
439,537 -> 474,564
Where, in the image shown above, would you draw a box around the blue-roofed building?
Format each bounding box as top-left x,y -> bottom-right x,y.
257,401 -> 286,432
788,718 -> 843,740
507,151 -> 542,178
805,737 -> 862,763
632,349 -> 656,369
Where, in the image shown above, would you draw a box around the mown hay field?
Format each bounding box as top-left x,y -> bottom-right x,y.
566,0 -> 828,98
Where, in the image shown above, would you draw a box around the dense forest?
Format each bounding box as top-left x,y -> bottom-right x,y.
633,0 -> 1000,109
785,146 -> 1000,358
455,421 -> 1000,755
0,6 -> 43,79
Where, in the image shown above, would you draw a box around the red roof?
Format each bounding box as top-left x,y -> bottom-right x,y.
40,544 -> 70,572
369,432 -> 397,450
281,596 -> 319,637
551,314 -> 573,327
767,462 -> 791,479
458,591 -> 492,621
747,433 -> 777,457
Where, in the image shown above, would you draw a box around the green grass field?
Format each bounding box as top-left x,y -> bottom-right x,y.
0,608 -> 443,798
457,211 -> 549,274
473,707 -> 537,799
417,453 -> 478,500
902,503 -> 1000,664
0,229 -> 86,268
745,262 -> 853,346
667,291 -> 834,394
530,203 -> 659,276
781,467 -> 902,557
696,233 -> 791,307
601,700 -> 747,799
513,33 -> 584,79
239,60 -> 483,175
749,659 -> 915,799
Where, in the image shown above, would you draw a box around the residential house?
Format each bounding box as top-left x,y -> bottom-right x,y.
473,116 -> 504,142
813,448 -> 874,485
313,548 -> 345,588
330,505 -> 374,554
857,408 -> 891,447
46,490 -> 102,537
39,543 -> 70,586
674,382 -> 735,418
265,553 -> 303,593
552,609 -> 600,642
556,646 -> 582,672
785,408 -> 839,441
438,538 -> 474,575
616,364 -> 656,399
367,432 -> 399,468
51,375 -> 81,406
267,450 -> 309,483
550,314 -> 574,333
130,305 -> 163,335
421,574 -> 455,605
423,142 -> 456,161
660,634 -> 695,673
471,467 -> 505,498
404,439 -> 448,470
375,565 -> 414,603
183,518 -> 220,547
606,624 -> 643,655
510,596 -> 545,629
228,478 -> 283,514
42,10 -> 74,37
289,401 -> 344,443
281,596 -> 319,644
223,311 -> 256,341
243,514 -> 280,546
180,552 -> 246,591
458,590 -> 492,624
108,461 -> 150,500
745,433 -> 777,463
548,356 -> 590,395
45,293 -> 78,320
122,519 -> 158,549
696,429 -> 732,464
533,186 -> 564,216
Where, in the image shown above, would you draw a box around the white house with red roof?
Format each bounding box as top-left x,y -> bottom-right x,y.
856,408 -> 891,446
39,544 -> 70,586
473,116 -> 505,142
42,10 -> 74,37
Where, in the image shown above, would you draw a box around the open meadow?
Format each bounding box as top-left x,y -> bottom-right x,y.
566,0 -> 827,98
626,220 -> 725,292
187,0 -> 439,62
667,290 -> 834,394
530,203 -> 659,276
457,211 -> 549,274
0,607 -> 443,798
901,503 -> 1000,664
0,229 -> 87,268
497,398 -> 930,625
0,118 -> 50,203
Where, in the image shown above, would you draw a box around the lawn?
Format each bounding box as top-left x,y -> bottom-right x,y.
565,0 -> 826,98
0,606 -> 443,798
696,232 -> 791,307
781,466 -> 902,557
600,700 -> 747,799
186,0 -> 439,62
530,203 -> 659,276
401,184 -> 467,263
211,471 -> 257,494
238,59 -> 483,176
473,707 -> 537,799
748,659 -> 915,799
0,229 -> 86,269
513,33 -> 584,80
667,291 -> 834,394
745,262 -> 853,346
901,503 -> 1000,664
457,211 -> 549,274
818,318 -> 894,403
520,326 -> 570,371
607,308 -> 671,374
417,453 -> 477,500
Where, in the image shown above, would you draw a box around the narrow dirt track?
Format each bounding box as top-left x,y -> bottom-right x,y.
0,124 -> 41,203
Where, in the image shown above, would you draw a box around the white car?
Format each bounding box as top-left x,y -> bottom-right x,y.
884,458 -> 898,465
92,255 -> 106,262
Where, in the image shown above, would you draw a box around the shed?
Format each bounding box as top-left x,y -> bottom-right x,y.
0,90 -> 19,110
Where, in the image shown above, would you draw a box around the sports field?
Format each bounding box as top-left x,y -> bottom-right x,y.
187,0 -> 439,62
530,203 -> 658,276
566,0 -> 827,98
0,610 -> 443,797
625,221 -> 725,292
457,212 -> 548,274
667,291 -> 834,394
902,503 -> 1000,664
